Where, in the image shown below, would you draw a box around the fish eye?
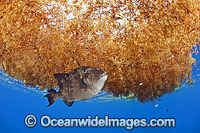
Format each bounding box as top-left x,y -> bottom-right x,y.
83,69 -> 87,73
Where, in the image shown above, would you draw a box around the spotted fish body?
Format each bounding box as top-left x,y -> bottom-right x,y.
44,66 -> 108,107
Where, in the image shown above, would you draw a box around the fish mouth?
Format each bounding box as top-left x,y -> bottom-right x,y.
100,72 -> 108,81
101,72 -> 107,77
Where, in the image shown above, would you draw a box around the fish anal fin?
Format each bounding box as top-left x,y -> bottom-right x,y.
62,99 -> 74,107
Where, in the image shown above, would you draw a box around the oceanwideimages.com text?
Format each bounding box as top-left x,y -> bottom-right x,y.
25,114 -> 176,129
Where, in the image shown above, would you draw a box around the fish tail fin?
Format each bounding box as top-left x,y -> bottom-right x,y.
44,88 -> 58,107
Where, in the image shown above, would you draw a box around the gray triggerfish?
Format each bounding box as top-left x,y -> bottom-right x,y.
44,66 -> 108,107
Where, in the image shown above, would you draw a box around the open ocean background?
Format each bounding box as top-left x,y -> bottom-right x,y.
0,48 -> 200,133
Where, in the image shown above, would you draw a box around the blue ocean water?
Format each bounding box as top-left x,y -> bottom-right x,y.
0,53 -> 200,133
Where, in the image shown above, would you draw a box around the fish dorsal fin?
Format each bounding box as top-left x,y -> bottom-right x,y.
62,99 -> 74,107
54,73 -> 69,90
54,73 -> 69,80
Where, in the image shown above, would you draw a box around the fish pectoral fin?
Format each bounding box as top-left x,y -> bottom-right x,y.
62,99 -> 74,107
79,79 -> 86,87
